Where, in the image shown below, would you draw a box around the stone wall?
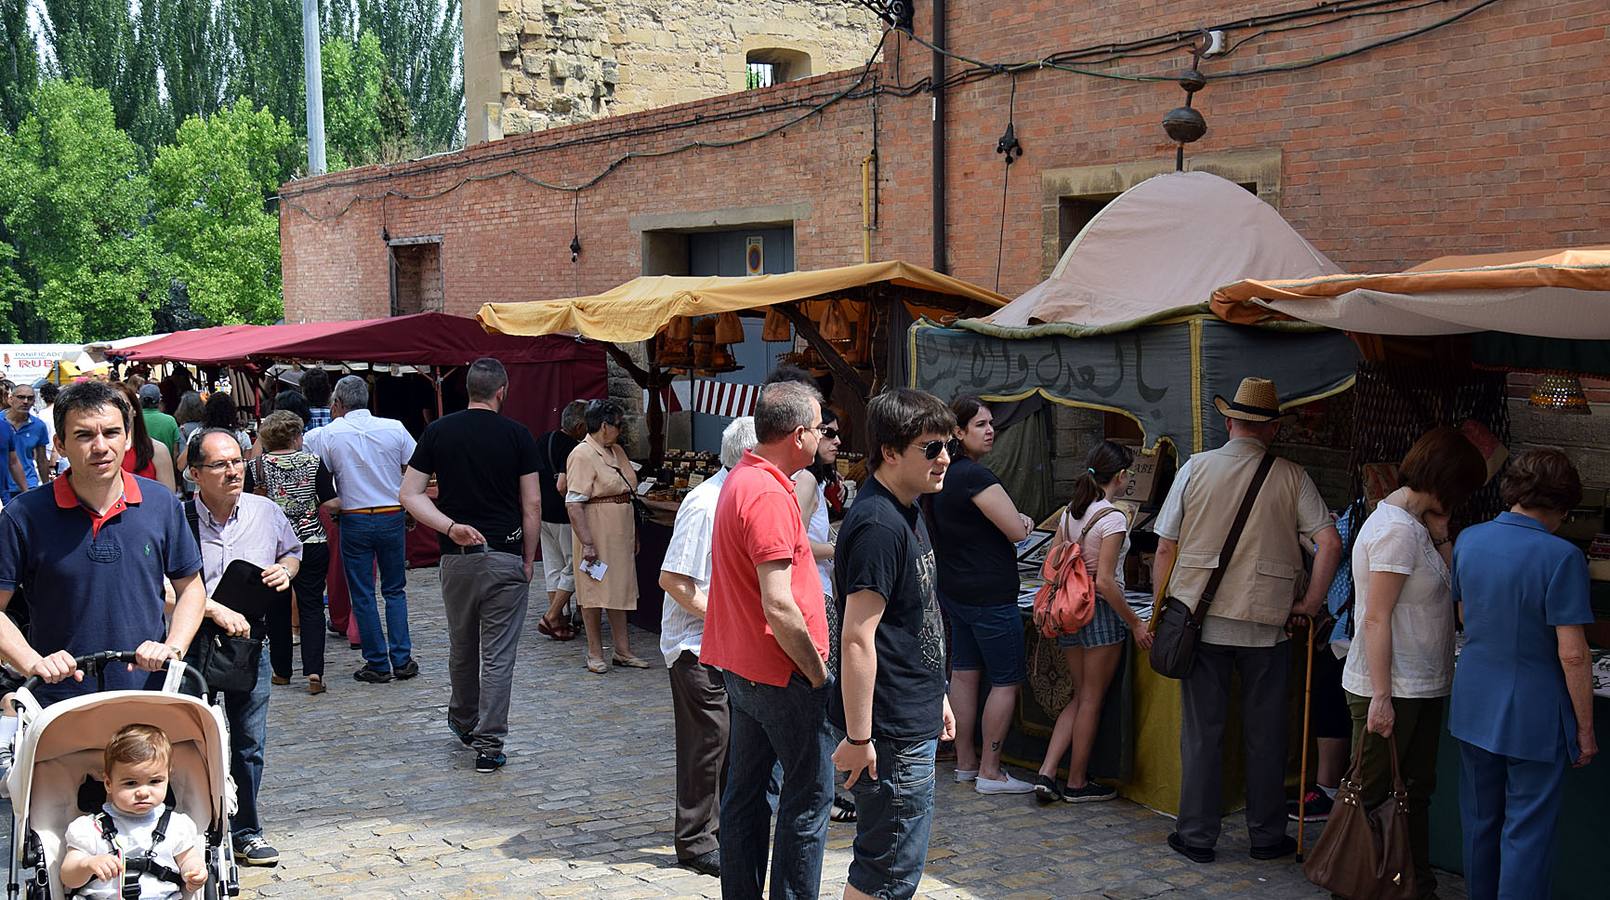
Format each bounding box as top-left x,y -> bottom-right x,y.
466,0 -> 882,143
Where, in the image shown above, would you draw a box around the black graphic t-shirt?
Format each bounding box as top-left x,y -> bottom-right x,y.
831,473 -> 947,742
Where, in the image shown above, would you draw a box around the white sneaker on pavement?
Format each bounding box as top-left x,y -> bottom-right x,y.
975,772 -> 1035,795
954,768 -> 979,783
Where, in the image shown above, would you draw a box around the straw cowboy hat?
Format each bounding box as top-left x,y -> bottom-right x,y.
1213,377 -> 1295,423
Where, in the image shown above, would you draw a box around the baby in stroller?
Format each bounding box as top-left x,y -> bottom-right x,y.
60,725 -> 206,899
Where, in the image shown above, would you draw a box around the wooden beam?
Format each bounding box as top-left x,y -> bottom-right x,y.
774,304 -> 872,398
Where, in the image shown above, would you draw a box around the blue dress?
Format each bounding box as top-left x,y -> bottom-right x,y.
1449,512 -> 1593,762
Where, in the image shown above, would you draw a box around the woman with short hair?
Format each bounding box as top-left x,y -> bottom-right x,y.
1344,426 -> 1487,899
246,410 -> 339,694
1450,448 -> 1597,899
564,400 -> 645,674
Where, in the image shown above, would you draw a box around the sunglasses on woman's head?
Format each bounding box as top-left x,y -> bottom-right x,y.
909,439 -> 947,460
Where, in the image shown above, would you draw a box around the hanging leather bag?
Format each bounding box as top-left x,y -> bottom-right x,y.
1303,733 -> 1417,899
1148,452 -> 1275,679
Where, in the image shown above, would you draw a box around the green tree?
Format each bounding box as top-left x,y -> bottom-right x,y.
0,0 -> 37,130
321,29 -> 409,168
156,0 -> 229,126
40,0 -> 170,150
151,99 -> 294,326
220,0 -> 305,145
0,81 -> 165,341
354,0 -> 462,150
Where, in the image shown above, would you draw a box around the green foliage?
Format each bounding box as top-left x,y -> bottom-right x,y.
151,98 -> 293,325
0,81 -> 165,341
352,0 -> 463,152
219,0 -> 305,148
0,0 -> 37,130
322,30 -> 411,169
40,0 -> 171,151
0,242 -> 26,342
156,0 -> 229,126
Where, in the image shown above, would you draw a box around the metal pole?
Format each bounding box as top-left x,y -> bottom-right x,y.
302,0 -> 327,175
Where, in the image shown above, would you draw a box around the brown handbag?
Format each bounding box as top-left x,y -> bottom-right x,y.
1303,733 -> 1417,900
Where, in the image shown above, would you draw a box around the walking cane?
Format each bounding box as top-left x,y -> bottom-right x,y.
1296,617 -> 1316,863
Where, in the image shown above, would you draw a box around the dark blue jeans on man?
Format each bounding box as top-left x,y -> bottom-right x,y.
847,737 -> 938,900
720,671 -> 834,900
339,510 -> 412,671
225,648 -> 272,842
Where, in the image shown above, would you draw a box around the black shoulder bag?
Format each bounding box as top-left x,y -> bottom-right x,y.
1149,452 -> 1275,680
182,501 -> 266,695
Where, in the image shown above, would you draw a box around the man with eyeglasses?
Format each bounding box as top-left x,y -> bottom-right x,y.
186,427 -> 302,868
701,379 -> 834,900
0,380 -> 208,706
0,383 -> 49,502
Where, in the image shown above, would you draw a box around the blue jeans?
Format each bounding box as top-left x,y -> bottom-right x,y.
847,738 -> 938,900
339,510 -> 412,670
226,649 -> 272,842
720,671 -> 834,900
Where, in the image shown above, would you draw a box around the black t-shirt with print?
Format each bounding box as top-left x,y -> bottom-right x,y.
408,408 -> 541,553
534,430 -> 579,525
830,473 -> 947,742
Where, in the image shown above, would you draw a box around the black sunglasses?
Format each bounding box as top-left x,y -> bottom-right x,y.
909,439 -> 947,460
819,426 -> 840,441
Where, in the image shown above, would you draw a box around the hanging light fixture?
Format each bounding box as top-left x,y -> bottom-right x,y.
713,311 -> 746,346
1528,374 -> 1591,414
819,299 -> 854,345
762,305 -> 792,342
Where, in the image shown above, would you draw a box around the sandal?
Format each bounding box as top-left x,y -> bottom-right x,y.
537,615 -> 576,642
307,675 -> 326,696
611,654 -> 651,669
270,674 -> 290,686
585,658 -> 609,675
830,796 -> 858,823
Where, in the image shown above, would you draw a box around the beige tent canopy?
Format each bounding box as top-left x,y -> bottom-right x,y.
1211,246 -> 1610,339
979,171 -> 1341,334
476,260 -> 1007,341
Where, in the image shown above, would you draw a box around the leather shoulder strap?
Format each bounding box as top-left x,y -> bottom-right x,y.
1077,505 -> 1124,543
1193,452 -> 1276,624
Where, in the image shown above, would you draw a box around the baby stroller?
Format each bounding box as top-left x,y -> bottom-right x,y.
4,652 -> 239,899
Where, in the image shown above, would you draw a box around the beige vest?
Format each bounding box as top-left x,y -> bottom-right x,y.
1169,441 -> 1307,627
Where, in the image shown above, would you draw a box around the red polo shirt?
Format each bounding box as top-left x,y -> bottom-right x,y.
700,450 -> 826,687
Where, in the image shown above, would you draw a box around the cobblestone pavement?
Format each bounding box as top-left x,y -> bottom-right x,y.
22,569 -> 1468,898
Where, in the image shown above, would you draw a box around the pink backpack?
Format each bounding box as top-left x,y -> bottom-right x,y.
1031,506 -> 1123,639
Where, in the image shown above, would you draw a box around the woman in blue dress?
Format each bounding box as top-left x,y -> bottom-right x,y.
1449,448 -> 1598,900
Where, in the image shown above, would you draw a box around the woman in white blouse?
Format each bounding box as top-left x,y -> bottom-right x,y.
1342,426 -> 1486,899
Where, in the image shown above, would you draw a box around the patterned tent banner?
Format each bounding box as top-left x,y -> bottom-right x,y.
691,380 -> 759,418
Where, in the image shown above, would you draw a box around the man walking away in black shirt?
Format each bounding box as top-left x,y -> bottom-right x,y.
533,400 -> 588,641
831,388 -> 957,900
401,358 -> 542,774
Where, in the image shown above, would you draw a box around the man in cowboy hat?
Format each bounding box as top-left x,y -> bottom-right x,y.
1152,376 -> 1342,864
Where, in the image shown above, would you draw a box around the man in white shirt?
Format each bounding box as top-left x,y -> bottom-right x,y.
658,416 -> 757,879
303,375 -> 419,683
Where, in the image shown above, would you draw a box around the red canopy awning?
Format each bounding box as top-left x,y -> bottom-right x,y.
114,314 -> 596,367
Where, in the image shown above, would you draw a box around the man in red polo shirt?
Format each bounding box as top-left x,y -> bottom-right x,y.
701,380 -> 831,900
0,380 -> 209,706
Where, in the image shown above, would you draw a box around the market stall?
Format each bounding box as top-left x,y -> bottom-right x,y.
112,313 -> 610,568
477,260 -> 1007,626
1214,245 -> 1610,900
912,171 -> 1361,813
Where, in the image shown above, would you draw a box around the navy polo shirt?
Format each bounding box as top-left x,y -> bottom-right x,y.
0,470 -> 203,704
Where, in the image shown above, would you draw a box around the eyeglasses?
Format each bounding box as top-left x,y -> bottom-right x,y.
819,427 -> 840,441
197,459 -> 245,473
909,439 -> 948,460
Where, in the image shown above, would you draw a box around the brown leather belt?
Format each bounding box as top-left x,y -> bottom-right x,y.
585,494 -> 631,505
344,505 -> 403,515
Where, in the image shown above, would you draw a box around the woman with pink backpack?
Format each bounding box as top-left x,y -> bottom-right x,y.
1032,440 -> 1155,803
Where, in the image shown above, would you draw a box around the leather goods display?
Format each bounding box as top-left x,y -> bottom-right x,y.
1148,452 -> 1276,679
1303,734 -> 1417,899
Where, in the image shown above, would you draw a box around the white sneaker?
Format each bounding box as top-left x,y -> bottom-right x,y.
954,768 -> 979,783
975,772 -> 1035,795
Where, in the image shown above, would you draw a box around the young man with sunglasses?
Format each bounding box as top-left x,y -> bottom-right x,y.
702,379 -> 833,900
831,389 -> 957,900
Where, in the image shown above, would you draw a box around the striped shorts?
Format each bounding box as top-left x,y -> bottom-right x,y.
1056,600 -> 1129,649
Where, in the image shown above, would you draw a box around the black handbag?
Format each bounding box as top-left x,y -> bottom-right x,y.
1149,452 -> 1275,679
184,621 -> 263,694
